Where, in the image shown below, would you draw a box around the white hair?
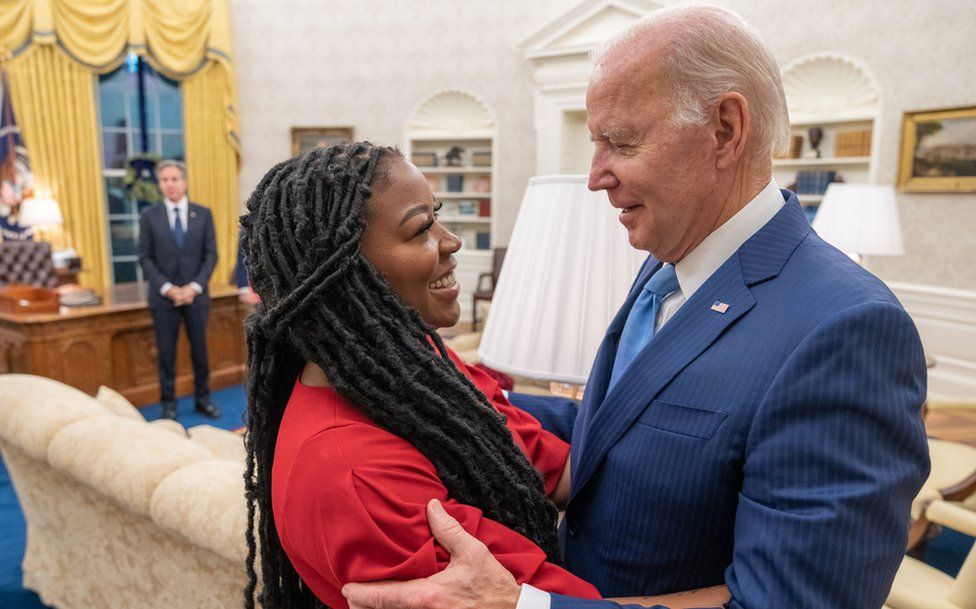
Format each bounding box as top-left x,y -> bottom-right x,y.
595,4 -> 790,160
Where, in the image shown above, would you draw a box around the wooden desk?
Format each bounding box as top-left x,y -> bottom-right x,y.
0,284 -> 248,406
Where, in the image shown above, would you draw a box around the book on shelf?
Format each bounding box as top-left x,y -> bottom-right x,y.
476,232 -> 491,250
776,134 -> 803,159
412,151 -> 438,167
472,150 -> 491,167
794,170 -> 837,194
478,199 -> 491,217
458,201 -> 478,216
446,175 -> 464,192
834,129 -> 872,157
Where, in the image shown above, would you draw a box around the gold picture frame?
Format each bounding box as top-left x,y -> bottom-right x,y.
291,127 -> 355,156
897,106 -> 976,193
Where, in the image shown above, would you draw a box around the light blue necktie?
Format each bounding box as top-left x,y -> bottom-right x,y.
172,208 -> 185,249
608,264 -> 680,390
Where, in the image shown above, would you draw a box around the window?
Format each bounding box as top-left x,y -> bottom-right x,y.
97,53 -> 184,284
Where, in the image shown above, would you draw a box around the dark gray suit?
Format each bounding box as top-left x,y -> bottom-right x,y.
138,201 -> 218,404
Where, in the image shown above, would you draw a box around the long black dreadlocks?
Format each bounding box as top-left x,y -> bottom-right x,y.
241,142 -> 561,609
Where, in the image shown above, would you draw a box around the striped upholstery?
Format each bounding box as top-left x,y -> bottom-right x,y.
549,193 -> 929,609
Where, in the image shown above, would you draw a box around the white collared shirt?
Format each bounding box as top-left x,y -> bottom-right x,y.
656,179 -> 784,330
514,180 -> 785,609
164,196 -> 189,232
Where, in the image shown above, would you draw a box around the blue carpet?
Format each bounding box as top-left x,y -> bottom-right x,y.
0,385 -> 247,609
1,385 -> 973,606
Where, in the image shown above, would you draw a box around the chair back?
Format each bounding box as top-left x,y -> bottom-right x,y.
0,241 -> 57,288
491,247 -> 507,286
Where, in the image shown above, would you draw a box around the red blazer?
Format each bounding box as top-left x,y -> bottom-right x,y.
272,346 -> 601,608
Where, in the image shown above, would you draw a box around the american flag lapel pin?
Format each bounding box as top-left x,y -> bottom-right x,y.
711,301 -> 730,314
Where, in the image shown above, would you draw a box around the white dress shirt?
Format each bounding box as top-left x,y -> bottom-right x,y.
515,179 -> 785,609
159,196 -> 203,297
657,179 -> 784,330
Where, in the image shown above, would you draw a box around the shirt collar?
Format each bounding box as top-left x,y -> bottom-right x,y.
164,196 -> 188,211
674,179 -> 784,300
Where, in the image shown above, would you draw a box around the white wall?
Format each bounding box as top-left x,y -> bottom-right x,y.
231,0 -> 976,291
230,0 -> 573,245
231,0 -> 976,384
721,0 -> 976,292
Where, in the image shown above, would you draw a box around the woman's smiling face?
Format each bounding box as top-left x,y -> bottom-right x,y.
361,157 -> 462,329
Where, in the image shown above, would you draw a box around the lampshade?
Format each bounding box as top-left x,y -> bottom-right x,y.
811,184 -> 903,256
18,197 -> 63,227
477,176 -> 646,384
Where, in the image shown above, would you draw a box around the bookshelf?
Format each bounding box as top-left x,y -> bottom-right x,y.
405,90 -> 497,322
777,54 -> 880,219
774,117 -> 875,213
408,136 -> 495,253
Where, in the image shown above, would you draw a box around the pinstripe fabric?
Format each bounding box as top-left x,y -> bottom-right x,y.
548,192 -> 929,609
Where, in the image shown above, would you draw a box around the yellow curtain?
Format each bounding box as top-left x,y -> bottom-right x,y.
5,45 -> 110,288
0,0 -> 239,290
183,60 -> 239,287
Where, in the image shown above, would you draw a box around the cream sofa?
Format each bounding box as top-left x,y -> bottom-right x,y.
0,374 -> 248,609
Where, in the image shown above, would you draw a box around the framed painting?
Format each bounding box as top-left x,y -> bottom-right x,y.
291,127 -> 354,156
897,106 -> 976,193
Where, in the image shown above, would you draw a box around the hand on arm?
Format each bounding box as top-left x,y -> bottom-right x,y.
343,499 -> 522,609
344,500 -> 728,609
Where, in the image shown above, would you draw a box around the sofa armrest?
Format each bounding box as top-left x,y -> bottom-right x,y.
151,460 -> 247,563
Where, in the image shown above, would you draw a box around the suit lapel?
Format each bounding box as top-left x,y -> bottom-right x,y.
571,256 -> 755,498
571,258 -> 658,469
183,203 -> 200,250
569,191 -> 811,500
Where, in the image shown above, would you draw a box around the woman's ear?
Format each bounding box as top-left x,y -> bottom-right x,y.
714,92 -> 749,170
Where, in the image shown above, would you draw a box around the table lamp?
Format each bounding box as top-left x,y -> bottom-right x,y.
18,197 -> 64,250
811,184 -> 904,263
477,175 -> 646,388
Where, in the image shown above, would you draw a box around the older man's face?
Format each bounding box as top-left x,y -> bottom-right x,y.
586,50 -> 718,262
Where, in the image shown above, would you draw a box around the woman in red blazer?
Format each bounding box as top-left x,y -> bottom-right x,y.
240,142 -> 600,609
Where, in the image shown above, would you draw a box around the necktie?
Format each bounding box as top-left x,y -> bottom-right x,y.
608,263 -> 680,390
172,208 -> 185,249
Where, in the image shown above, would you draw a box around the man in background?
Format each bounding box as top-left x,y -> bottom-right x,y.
138,160 -> 220,420
344,5 -> 928,609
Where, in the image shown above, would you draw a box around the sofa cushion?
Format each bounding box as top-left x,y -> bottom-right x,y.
0,375 -> 112,461
94,385 -> 144,421
151,460 -> 247,563
188,425 -> 245,462
150,418 -> 189,436
46,416 -> 214,518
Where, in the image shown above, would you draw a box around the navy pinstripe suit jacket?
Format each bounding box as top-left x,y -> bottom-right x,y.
543,191 -> 929,609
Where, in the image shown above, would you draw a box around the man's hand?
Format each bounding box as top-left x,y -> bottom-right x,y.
164,285 -> 185,304
177,285 -> 197,306
342,499 -> 521,609
165,285 -> 195,306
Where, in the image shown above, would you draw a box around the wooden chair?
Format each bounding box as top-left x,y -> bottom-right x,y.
888,500 -> 976,609
471,247 -> 506,331
908,437 -> 976,551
